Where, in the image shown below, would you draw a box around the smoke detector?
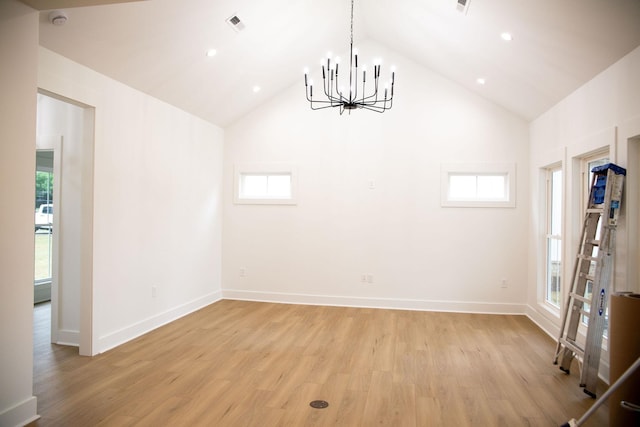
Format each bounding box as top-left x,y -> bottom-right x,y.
456,0 -> 471,14
226,14 -> 245,32
48,10 -> 68,26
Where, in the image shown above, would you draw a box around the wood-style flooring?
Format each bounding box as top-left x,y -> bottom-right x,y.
30,300 -> 608,426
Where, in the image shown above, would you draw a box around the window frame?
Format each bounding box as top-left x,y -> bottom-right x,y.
233,163 -> 298,205
440,163 -> 516,208
544,164 -> 563,310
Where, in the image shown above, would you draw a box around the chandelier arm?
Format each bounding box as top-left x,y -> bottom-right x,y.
364,78 -> 380,104
359,89 -> 382,104
359,100 -> 390,113
309,85 -> 345,105
352,61 -> 358,103
309,101 -> 345,111
333,73 -> 342,103
322,71 -> 331,98
330,68 -> 336,101
361,90 -> 393,106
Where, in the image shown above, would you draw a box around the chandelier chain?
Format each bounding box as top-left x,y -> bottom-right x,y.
350,0 -> 354,47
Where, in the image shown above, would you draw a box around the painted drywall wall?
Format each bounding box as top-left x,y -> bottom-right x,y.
0,1 -> 40,426
528,44 -> 640,321
527,45 -> 640,381
223,41 -> 530,313
38,48 -> 225,354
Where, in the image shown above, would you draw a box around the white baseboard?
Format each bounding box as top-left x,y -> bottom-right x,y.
222,289 -> 527,315
0,396 -> 38,427
98,291 -> 223,353
525,304 -> 561,340
56,329 -> 79,347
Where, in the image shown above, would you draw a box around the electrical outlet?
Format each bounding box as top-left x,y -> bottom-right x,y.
361,274 -> 374,284
152,286 -> 157,298
240,268 -> 246,277
501,279 -> 508,288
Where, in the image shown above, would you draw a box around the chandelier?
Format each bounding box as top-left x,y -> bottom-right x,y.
303,0 -> 395,114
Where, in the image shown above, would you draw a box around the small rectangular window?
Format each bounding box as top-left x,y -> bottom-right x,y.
441,163 -> 515,207
234,164 -> 297,205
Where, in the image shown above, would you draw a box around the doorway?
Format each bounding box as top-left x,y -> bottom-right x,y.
35,91 -> 94,356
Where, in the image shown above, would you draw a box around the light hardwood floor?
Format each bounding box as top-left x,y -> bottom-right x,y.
30,300 -> 608,426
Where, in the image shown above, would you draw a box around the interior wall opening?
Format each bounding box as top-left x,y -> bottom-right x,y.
35,90 -> 95,358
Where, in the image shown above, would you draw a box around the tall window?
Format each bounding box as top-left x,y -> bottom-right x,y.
545,166 -> 563,308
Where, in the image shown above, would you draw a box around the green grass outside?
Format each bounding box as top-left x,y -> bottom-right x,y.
34,232 -> 53,281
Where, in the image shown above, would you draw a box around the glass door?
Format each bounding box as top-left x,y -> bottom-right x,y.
34,151 -> 54,303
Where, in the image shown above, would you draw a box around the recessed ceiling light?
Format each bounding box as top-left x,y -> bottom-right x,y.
476,78 -> 486,85
206,49 -> 217,57
501,32 -> 513,41
252,86 -> 261,93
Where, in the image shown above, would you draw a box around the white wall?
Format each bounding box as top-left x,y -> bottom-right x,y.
0,1 -> 40,426
223,41 -> 530,313
38,48 -> 225,354
527,45 -> 640,380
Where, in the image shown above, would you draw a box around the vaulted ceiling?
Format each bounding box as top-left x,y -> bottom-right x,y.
26,0 -> 640,127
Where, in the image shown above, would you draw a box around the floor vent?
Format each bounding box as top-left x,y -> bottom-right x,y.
309,400 -> 329,409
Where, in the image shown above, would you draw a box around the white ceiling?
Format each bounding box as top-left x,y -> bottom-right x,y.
31,0 -> 640,127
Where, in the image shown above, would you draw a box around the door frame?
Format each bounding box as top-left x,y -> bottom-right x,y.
37,89 -> 95,356
35,138 -> 62,344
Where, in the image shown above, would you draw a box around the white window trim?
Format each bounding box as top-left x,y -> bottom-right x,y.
544,164 -> 563,311
440,163 -> 516,208
234,163 -> 298,205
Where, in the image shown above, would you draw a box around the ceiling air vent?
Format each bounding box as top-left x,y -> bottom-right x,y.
226,14 -> 245,32
456,0 -> 470,14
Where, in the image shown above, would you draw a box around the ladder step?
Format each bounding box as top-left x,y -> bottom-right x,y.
578,254 -> 598,262
559,338 -> 585,357
586,208 -> 604,213
586,239 -> 600,246
570,292 -> 591,304
579,272 -> 595,281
